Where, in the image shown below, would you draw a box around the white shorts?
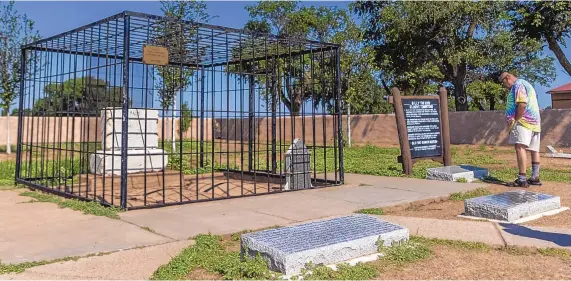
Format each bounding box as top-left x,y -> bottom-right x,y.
509,123 -> 541,152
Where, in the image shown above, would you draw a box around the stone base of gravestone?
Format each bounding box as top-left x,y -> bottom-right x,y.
240,214 -> 409,276
284,138 -> 313,191
89,108 -> 167,175
464,190 -> 561,222
426,165 -> 475,182
459,165 -> 489,179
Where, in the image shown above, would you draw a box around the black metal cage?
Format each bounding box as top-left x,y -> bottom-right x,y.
15,11 -> 343,209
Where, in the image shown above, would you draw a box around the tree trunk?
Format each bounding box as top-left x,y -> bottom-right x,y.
545,33 -> 571,76
452,78 -> 468,111
489,95 -> 496,111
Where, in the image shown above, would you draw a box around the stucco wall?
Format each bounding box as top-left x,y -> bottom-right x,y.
2,109 -> 570,150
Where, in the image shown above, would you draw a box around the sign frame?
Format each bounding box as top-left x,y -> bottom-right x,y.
391,87 -> 452,175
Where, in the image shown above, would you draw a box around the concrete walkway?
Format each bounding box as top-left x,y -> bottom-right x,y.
381,215 -> 571,250
1,173 -> 569,280
119,173 -> 482,240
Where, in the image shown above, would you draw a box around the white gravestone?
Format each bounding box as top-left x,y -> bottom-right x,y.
284,138 -> 313,191
89,108 -> 168,175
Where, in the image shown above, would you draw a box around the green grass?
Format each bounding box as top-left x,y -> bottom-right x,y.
299,263 -> 378,280
355,208 -> 384,215
449,188 -> 490,201
378,238 -> 432,264
411,236 -> 490,252
20,191 -> 122,219
151,234 -> 274,280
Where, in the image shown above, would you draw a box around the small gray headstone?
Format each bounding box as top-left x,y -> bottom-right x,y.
240,214 -> 409,275
426,165 -> 474,182
464,190 -> 561,222
545,145 -> 571,159
284,138 -> 313,191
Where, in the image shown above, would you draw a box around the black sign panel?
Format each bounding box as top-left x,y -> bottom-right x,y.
402,98 -> 442,158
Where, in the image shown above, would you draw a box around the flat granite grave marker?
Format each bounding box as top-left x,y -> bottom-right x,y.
546,145 -> 571,159
426,165 -> 475,182
464,190 -> 561,222
284,138 -> 313,191
240,214 -> 409,275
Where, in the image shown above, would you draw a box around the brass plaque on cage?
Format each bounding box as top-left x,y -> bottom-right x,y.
142,45 -> 169,66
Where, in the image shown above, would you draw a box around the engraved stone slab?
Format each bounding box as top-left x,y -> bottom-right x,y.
240,214 -> 409,275
426,165 -> 474,182
464,190 -> 561,222
284,138 -> 313,191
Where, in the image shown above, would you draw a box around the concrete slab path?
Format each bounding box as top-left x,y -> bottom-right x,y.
381,215 -> 571,250
120,173 -> 482,240
0,190 -> 175,264
0,240 -> 192,280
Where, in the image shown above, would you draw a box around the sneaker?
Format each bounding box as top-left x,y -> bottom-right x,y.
527,177 -> 543,186
505,178 -> 530,188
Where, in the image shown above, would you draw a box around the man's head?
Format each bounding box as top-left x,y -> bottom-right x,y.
499,72 -> 518,89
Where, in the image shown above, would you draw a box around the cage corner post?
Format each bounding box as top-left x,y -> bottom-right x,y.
120,14 -> 131,210
335,48 -> 344,184
15,47 -> 27,184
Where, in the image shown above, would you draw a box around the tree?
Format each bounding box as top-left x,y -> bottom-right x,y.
32,77 -> 122,116
155,0 -> 211,112
511,1 -> 571,76
0,1 -> 40,154
0,1 -> 39,116
179,102 -> 192,133
354,1 -> 555,111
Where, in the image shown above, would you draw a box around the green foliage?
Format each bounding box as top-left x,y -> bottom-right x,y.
299,262 -> 378,280
151,234 -> 274,280
456,177 -> 468,183
511,1 -> 571,76
20,191 -> 122,218
354,1 -> 555,111
179,102 -> 192,133
411,236 -> 490,252
451,188 -> 490,201
155,0 -> 211,111
0,1 -> 41,116
355,208 -> 384,215
33,77 -> 122,115
378,238 -> 432,264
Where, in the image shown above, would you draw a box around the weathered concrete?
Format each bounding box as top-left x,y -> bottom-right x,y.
0,240 -> 192,280
0,190 -> 173,264
426,166 -> 475,182
120,173 -> 483,240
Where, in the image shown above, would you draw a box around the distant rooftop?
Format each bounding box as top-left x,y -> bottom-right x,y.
547,83 -> 571,94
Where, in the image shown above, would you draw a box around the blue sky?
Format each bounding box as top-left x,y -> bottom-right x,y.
14,1 -> 571,109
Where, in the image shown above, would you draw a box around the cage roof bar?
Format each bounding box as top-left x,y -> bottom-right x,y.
22,12 -> 126,49
123,11 -> 340,48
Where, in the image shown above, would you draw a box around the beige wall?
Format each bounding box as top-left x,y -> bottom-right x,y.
2,109 -> 571,150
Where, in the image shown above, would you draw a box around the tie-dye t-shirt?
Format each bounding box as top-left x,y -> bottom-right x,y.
505,79 -> 541,132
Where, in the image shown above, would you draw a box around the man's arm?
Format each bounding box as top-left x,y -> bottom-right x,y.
514,83 -> 528,122
515,102 -> 527,121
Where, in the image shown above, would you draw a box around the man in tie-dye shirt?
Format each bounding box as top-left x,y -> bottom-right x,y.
500,72 -> 542,188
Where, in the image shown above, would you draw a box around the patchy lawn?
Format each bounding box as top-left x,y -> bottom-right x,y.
383,182 -> 571,228
152,232 -> 571,280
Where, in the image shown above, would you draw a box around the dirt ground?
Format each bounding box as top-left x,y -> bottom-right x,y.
376,245 -> 571,280
385,182 -> 571,228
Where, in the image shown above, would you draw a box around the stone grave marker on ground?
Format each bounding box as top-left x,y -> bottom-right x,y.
89,108 -> 168,175
464,190 -> 561,222
426,165 -> 489,182
284,138 -> 313,191
240,214 -> 409,276
546,145 -> 571,159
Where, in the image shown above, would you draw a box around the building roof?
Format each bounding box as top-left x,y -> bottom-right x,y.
547,83 -> 571,94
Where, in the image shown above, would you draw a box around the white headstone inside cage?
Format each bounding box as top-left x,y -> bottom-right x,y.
89,107 -> 168,175
284,138 -> 313,191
